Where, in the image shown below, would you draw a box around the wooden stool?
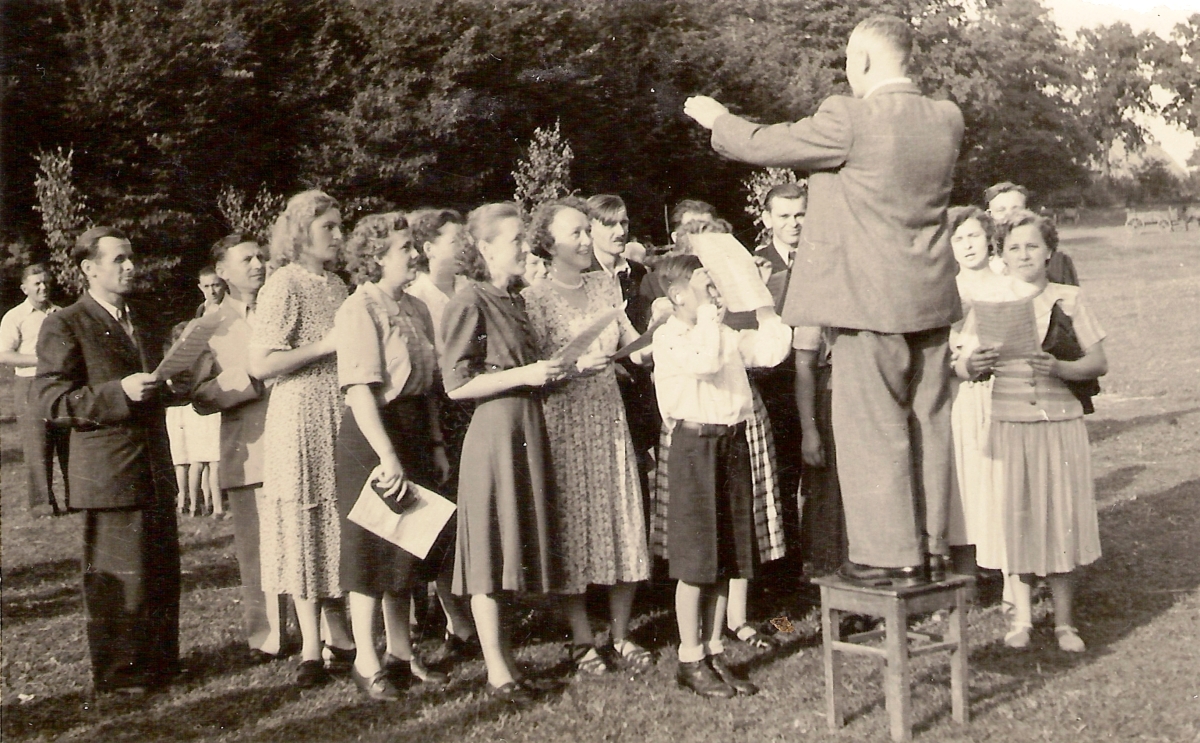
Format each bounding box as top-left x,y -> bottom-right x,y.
813,574 -> 974,742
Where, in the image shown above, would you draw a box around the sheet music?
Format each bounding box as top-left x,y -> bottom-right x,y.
347,468 -> 457,559
612,315 -> 667,361
974,298 -> 1039,362
690,233 -> 775,313
153,312 -> 223,381
555,307 -> 622,367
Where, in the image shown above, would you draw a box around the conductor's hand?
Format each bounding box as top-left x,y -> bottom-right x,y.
683,96 -> 729,130
121,373 -> 161,402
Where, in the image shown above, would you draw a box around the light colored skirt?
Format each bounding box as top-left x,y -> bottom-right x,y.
993,417 -> 1101,576
950,378 -> 1004,564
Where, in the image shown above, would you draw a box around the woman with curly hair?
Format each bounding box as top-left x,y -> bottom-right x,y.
334,212 -> 451,700
442,202 -> 568,703
248,190 -> 354,688
521,198 -> 653,676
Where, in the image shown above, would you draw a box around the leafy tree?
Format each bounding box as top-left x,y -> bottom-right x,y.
216,187 -> 286,244
513,120 -> 574,212
33,148 -> 89,295
1148,14 -> 1199,133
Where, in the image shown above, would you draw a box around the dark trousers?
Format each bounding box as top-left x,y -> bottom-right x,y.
83,502 -> 181,690
227,484 -> 284,651
799,365 -> 848,574
12,376 -> 69,511
830,327 -> 952,568
752,361 -> 802,551
667,423 -> 755,585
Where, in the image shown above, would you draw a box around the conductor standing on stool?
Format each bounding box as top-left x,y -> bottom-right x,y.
684,14 -> 964,586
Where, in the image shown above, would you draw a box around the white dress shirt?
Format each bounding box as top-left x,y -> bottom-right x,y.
406,272 -> 468,355
0,299 -> 59,376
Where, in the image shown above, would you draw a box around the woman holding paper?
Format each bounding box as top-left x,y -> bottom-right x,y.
334,212 -> 451,700
956,210 -> 1106,653
522,199 -> 652,676
249,190 -> 355,688
441,202 -> 569,704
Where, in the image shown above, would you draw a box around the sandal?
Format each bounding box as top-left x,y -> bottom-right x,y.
611,639 -> 655,674
1004,623 -> 1032,649
728,624 -> 779,650
1055,626 -> 1086,653
567,644 -> 612,676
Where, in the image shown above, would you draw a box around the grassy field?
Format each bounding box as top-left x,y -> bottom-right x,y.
2,224 -> 1199,742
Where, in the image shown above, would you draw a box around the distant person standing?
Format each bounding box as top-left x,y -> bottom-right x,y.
686,14 -> 965,585
196,266 -> 228,316
34,227 -> 181,694
0,264 -> 68,515
984,182 -> 1078,286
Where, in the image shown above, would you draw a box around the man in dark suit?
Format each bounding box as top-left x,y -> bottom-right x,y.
34,226 -> 181,693
685,15 -> 964,585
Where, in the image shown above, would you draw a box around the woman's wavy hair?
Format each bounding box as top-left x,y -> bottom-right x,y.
268,190 -> 340,269
460,202 -> 523,282
344,212 -> 409,286
996,208 -> 1058,255
527,196 -> 590,261
407,208 -> 464,273
947,205 -> 998,256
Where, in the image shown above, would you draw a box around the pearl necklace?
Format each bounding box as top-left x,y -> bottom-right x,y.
549,273 -> 584,290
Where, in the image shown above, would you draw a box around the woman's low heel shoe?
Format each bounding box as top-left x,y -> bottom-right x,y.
352,666 -> 403,701
295,660 -> 331,688
486,681 -> 533,704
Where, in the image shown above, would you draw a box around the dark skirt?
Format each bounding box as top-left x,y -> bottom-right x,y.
451,393 -> 558,596
666,422 -> 756,584
799,365 -> 848,575
336,395 -> 441,598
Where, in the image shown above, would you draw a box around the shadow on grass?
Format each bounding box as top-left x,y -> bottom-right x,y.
1086,407 -> 1199,444
3,445 -> 22,464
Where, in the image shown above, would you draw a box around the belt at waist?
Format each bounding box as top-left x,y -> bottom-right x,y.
675,420 -> 746,437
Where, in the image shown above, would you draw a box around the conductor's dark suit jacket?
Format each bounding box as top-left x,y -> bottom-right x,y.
34,293 -> 175,509
712,81 -> 965,334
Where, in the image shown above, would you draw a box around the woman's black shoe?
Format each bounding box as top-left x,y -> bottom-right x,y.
295,660 -> 331,688
352,666 -> 403,701
322,644 -> 356,674
675,660 -> 735,698
486,681 -> 533,704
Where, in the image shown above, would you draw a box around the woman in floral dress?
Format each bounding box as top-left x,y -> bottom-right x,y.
523,198 -> 653,676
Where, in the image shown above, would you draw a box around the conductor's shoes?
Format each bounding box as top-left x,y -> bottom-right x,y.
837,561 -> 927,588
926,553 -> 948,583
707,654 -> 758,696
676,659 -> 736,698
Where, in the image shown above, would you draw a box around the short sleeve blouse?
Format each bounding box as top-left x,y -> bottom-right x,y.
440,281 -> 539,393
335,282 -> 437,403
251,263 -> 348,353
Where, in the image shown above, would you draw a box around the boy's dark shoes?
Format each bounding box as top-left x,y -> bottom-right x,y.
707,654 -> 759,696
676,660 -> 736,698
351,666 -> 403,701
837,561 -> 927,587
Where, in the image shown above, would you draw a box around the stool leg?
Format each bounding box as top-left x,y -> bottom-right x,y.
821,588 -> 843,730
884,597 -> 912,743
950,586 -> 969,724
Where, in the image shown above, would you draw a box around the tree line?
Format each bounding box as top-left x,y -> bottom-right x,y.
2,0 -> 1196,298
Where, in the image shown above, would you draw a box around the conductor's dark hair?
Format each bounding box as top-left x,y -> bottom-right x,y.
73,226 -> 129,266
854,15 -> 915,69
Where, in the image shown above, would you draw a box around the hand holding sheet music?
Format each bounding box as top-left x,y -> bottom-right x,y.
555,307 -> 622,368
689,233 -> 775,313
347,466 -> 457,559
973,299 -> 1039,362
153,312 -> 223,381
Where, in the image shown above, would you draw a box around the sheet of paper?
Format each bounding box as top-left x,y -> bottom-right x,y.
973,299 -> 1039,362
691,233 -> 775,313
612,315 -> 667,361
555,307 -> 622,367
153,312 -> 223,381
347,468 -> 457,560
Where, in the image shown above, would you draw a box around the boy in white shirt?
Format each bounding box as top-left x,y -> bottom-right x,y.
650,254 -> 791,698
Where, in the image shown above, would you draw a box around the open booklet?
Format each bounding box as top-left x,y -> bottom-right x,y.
153,311 -> 223,381
690,233 -> 775,313
554,306 -> 623,367
973,298 -> 1040,362
347,467 -> 457,560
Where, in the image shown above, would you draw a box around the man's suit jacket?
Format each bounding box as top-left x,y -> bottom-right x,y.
712,82 -> 964,334
189,298 -> 268,490
587,254 -> 652,333
755,243 -> 792,313
34,294 -> 175,510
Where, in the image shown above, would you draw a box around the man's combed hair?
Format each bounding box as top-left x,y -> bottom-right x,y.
763,182 -> 807,212
586,194 -> 627,225
21,263 -> 49,281
73,226 -> 129,266
211,233 -> 255,264
983,182 -> 1029,207
855,14 -> 915,69
670,199 -> 718,231
654,254 -> 703,296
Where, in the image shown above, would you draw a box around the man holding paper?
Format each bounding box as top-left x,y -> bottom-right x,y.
33,226 -> 181,694
684,14 -> 964,585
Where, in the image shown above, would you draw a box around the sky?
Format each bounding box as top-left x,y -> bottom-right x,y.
1045,0 -> 1199,168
